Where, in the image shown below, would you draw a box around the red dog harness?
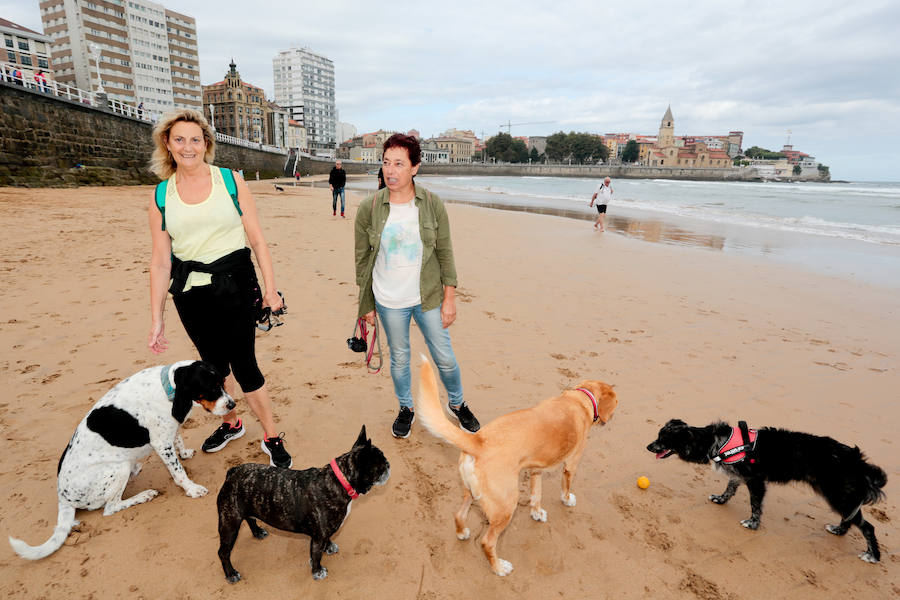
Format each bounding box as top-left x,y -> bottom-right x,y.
713,421 -> 758,464
329,459 -> 359,499
574,387 -> 600,422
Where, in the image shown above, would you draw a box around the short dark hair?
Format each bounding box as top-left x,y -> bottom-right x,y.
383,134 -> 421,166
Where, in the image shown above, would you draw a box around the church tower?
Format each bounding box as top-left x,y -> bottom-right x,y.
658,105 -> 674,148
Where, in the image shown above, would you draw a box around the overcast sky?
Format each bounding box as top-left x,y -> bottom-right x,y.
5,0 -> 898,181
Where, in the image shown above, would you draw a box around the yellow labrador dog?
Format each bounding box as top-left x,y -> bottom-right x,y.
415,357 -> 617,576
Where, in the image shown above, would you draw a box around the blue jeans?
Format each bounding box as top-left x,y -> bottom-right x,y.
332,187 -> 345,213
375,301 -> 463,409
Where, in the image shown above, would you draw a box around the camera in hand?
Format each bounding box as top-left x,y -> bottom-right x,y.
256,291 -> 286,332
347,336 -> 367,352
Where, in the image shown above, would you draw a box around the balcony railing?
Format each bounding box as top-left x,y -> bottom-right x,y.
2,61 -> 285,155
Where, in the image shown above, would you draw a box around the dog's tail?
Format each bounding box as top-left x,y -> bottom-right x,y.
415,355 -> 483,456
9,502 -> 76,560
861,458 -> 887,505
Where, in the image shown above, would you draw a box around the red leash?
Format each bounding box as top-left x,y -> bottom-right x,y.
354,317 -> 383,374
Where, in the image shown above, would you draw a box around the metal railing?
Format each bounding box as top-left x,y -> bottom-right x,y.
2,62 -> 286,155
1,61 -> 160,122
213,131 -> 286,155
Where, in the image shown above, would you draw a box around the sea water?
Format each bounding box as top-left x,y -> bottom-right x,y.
422,176 -> 900,247
347,175 -> 900,286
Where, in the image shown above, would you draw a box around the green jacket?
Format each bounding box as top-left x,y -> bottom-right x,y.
354,184 -> 458,318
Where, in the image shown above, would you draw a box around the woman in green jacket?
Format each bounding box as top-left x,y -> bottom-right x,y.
354,134 -> 480,439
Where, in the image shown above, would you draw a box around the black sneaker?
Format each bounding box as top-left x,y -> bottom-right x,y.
449,402 -> 480,433
392,407 -> 415,439
202,419 -> 245,452
261,433 -> 293,468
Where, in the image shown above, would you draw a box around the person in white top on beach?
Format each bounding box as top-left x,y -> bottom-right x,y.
590,176 -> 613,231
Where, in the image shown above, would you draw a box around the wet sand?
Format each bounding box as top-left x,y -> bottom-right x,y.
0,181 -> 897,599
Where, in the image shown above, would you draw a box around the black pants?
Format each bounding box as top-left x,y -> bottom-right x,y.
173,283 -> 265,393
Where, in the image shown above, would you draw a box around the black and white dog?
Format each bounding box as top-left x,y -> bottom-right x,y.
9,360 -> 234,560
216,425 -> 390,582
647,419 -> 887,563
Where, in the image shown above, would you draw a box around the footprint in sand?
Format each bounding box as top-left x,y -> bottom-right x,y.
813,361 -> 851,371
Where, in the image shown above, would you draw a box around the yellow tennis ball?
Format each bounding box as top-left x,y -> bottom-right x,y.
637,476 -> 650,489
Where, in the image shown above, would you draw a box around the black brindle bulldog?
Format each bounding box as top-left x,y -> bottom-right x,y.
216,425 -> 390,582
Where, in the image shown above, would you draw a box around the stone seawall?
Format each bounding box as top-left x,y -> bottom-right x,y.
416,162 -> 761,181
0,83 -> 287,187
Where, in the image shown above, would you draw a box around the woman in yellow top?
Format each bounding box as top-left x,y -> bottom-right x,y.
147,108 -> 291,468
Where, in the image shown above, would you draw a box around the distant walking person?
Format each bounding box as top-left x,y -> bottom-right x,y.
34,70 -> 47,92
329,160 -> 347,217
590,176 -> 613,231
138,101 -> 144,119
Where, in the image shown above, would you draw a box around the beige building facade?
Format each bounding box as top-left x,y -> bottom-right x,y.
2,18 -> 53,83
648,106 -> 732,168
203,61 -> 272,143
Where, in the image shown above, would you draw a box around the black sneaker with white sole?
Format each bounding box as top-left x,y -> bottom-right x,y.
392,407 -> 415,438
261,433 -> 293,468
449,402 -> 480,433
202,419 -> 245,452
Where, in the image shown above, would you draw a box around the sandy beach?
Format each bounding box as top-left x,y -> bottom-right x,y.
0,179 -> 897,599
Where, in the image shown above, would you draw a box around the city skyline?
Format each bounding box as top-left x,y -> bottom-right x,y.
4,0 -> 898,181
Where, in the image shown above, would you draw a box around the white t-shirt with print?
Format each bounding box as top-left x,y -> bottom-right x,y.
595,183 -> 612,205
372,200 -> 423,309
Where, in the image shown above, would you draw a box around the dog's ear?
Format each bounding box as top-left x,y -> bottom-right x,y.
354,425 -> 369,449
595,383 -> 617,424
581,381 -> 617,424
170,362 -> 207,423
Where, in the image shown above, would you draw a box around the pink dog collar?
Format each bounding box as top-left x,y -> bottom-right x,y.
330,459 -> 359,499
575,387 -> 600,422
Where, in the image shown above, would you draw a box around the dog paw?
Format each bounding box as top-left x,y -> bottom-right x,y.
531,508 -> 548,522
709,494 -> 728,504
179,448 -> 195,460
325,541 -> 339,554
561,492 -> 576,507
858,551 -> 879,564
311,567 -> 328,580
825,524 -> 847,536
493,559 -> 514,577
184,483 -> 208,498
457,528 -> 470,540
740,518 -> 760,530
226,572 -> 242,584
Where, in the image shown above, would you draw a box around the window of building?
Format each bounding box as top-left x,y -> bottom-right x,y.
4,37 -> 12,48
6,50 -> 15,61
21,54 -> 33,66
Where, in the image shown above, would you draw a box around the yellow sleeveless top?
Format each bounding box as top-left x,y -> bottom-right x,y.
165,166 -> 246,292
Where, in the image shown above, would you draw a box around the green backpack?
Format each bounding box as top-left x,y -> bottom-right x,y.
154,166 -> 242,230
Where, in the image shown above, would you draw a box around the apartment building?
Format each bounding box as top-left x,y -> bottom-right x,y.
273,46 -> 336,154
38,0 -> 201,113
2,18 -> 53,81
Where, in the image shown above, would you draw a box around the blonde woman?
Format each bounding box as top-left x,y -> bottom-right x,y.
147,109 -> 291,468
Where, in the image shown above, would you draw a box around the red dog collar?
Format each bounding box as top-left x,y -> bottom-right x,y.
574,387 -> 600,422
330,459 -> 359,499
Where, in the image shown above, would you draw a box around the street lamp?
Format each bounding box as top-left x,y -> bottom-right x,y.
88,42 -> 104,94
208,103 -> 215,130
